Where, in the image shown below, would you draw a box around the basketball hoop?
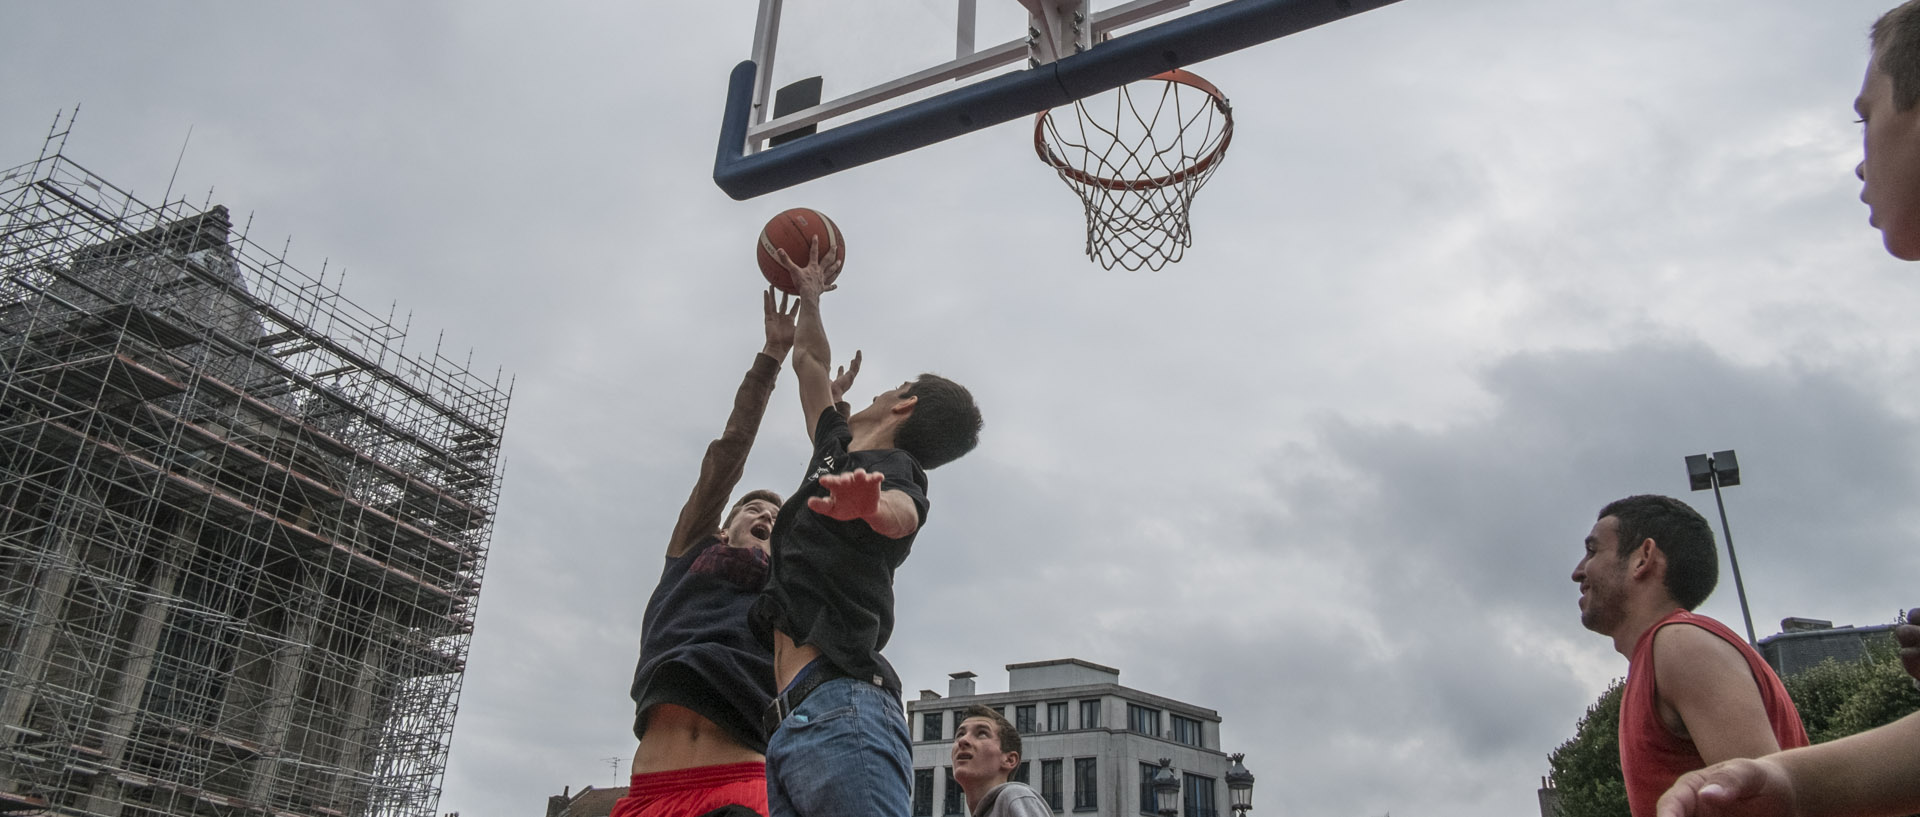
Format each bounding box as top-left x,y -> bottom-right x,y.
1035,68 -> 1234,271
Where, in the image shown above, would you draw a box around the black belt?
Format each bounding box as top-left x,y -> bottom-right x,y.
762,663 -> 856,734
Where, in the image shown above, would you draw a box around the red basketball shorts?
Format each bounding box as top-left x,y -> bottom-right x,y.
609,761 -> 768,817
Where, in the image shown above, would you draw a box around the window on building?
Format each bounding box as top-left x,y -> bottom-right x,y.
1047,701 -> 1070,731
1080,699 -> 1100,729
1183,773 -> 1218,817
952,710 -> 967,738
1073,758 -> 1098,811
914,768 -> 935,817
1014,760 -> 1031,784
923,711 -> 945,742
1016,704 -> 1037,734
1128,703 -> 1161,737
1042,759 -> 1064,811
1170,714 -> 1203,747
1138,762 -> 1160,816
945,767 -> 964,815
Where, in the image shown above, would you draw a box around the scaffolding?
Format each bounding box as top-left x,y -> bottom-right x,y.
0,113 -> 511,817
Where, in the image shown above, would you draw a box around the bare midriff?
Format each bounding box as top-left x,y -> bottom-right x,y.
631,704 -> 764,774
772,629 -> 822,692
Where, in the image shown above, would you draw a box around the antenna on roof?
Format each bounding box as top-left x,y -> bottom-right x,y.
163,124 -> 193,207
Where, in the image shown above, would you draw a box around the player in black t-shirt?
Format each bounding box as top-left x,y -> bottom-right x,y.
753,239 -> 983,817
613,289 -> 829,817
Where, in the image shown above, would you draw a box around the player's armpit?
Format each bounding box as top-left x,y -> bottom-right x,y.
1653,624 -> 1782,765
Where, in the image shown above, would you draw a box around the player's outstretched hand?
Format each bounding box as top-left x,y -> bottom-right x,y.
763,286 -> 798,359
776,236 -> 843,300
1898,607 -> 1920,682
831,350 -> 863,403
809,469 -> 882,521
1656,760 -> 1795,817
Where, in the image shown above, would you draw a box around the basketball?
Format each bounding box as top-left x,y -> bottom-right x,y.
756,208 -> 844,294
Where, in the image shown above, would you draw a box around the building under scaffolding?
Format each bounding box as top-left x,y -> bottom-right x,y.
0,121 -> 511,817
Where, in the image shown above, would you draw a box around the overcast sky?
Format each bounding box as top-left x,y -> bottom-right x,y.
6,1 -> 1920,816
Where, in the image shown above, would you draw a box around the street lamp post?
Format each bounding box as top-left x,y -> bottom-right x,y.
1685,449 -> 1757,646
1225,753 -> 1255,817
1152,758 -> 1182,817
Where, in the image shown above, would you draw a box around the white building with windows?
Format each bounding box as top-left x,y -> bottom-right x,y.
906,659 -> 1233,817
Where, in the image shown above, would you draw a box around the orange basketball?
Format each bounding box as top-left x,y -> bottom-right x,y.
756,208 -> 844,295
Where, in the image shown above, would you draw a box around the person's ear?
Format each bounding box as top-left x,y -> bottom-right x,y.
1631,538 -> 1660,578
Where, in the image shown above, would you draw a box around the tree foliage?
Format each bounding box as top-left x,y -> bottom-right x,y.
1546,630 -> 1920,817
1780,636 -> 1920,744
1547,679 -> 1626,817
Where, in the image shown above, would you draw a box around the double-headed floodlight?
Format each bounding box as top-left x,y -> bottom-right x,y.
1684,450 -> 1756,646
1685,451 -> 1740,490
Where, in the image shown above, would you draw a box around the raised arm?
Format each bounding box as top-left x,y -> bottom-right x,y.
1653,624 -> 1784,765
664,288 -> 797,558
776,238 -> 843,442
1657,713 -> 1920,817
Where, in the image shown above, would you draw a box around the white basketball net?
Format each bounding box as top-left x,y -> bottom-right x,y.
1036,70 -> 1234,272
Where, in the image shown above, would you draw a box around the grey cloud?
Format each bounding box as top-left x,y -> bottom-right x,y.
8,2 -> 1918,816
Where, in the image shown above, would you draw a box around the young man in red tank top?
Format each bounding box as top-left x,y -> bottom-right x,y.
1571,495 -> 1807,817
1653,4 -> 1920,814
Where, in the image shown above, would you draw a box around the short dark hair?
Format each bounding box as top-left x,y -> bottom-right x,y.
1598,494 -> 1718,610
1874,0 -> 1920,111
897,374 -> 981,470
725,489 -> 783,524
960,704 -> 1020,757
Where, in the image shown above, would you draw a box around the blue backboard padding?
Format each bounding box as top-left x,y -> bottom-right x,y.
713,0 -> 1405,200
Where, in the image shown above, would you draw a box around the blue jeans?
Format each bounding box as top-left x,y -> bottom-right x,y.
765,677 -> 911,817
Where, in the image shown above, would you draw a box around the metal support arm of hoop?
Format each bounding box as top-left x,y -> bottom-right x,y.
713,0 -> 1407,200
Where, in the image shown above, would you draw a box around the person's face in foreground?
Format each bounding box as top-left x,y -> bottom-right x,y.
1857,58 -> 1920,259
